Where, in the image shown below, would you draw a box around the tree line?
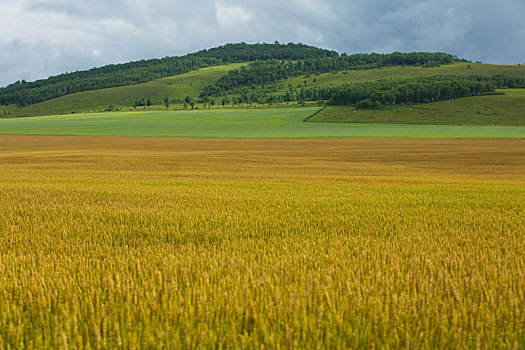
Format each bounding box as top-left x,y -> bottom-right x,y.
200,52 -> 462,97
0,43 -> 336,107
218,75 -> 525,109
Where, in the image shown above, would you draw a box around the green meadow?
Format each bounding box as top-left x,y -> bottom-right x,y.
1,108 -> 524,139
310,89 -> 525,126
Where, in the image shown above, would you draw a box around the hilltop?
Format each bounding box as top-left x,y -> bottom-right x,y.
0,43 -> 336,107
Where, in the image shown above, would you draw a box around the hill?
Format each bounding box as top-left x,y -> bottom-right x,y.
3,61 -> 524,120
1,43 -> 525,121
0,43 -> 336,107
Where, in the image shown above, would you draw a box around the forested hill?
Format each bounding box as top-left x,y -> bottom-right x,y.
0,43 -> 336,107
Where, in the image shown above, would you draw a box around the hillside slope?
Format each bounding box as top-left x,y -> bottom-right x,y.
0,64 -> 243,118
279,62 -> 525,91
309,89 -> 525,126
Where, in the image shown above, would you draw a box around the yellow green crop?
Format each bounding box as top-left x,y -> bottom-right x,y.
1,136 -> 524,348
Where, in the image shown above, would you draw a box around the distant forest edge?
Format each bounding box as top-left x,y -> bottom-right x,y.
199,52 -> 462,97
203,75 -> 525,109
0,43 -> 464,107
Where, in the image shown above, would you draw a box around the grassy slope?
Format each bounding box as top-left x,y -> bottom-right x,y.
0,108 -> 524,139
310,89 -> 525,126
0,63 -> 244,118
282,62 -> 525,89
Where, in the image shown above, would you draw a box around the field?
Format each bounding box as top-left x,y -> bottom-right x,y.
1,108 -> 525,139
1,135 -> 524,348
310,89 -> 525,126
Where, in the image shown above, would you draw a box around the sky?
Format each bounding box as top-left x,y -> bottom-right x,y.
0,0 -> 524,87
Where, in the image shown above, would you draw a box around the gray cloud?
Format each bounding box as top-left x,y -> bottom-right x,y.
1,0 -> 524,86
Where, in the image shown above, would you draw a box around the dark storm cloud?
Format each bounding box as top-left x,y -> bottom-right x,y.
1,0 -> 524,86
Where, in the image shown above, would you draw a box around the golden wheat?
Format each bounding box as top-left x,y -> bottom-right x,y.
0,136 -> 524,348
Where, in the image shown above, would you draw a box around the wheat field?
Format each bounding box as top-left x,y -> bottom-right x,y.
1,136 -> 524,348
